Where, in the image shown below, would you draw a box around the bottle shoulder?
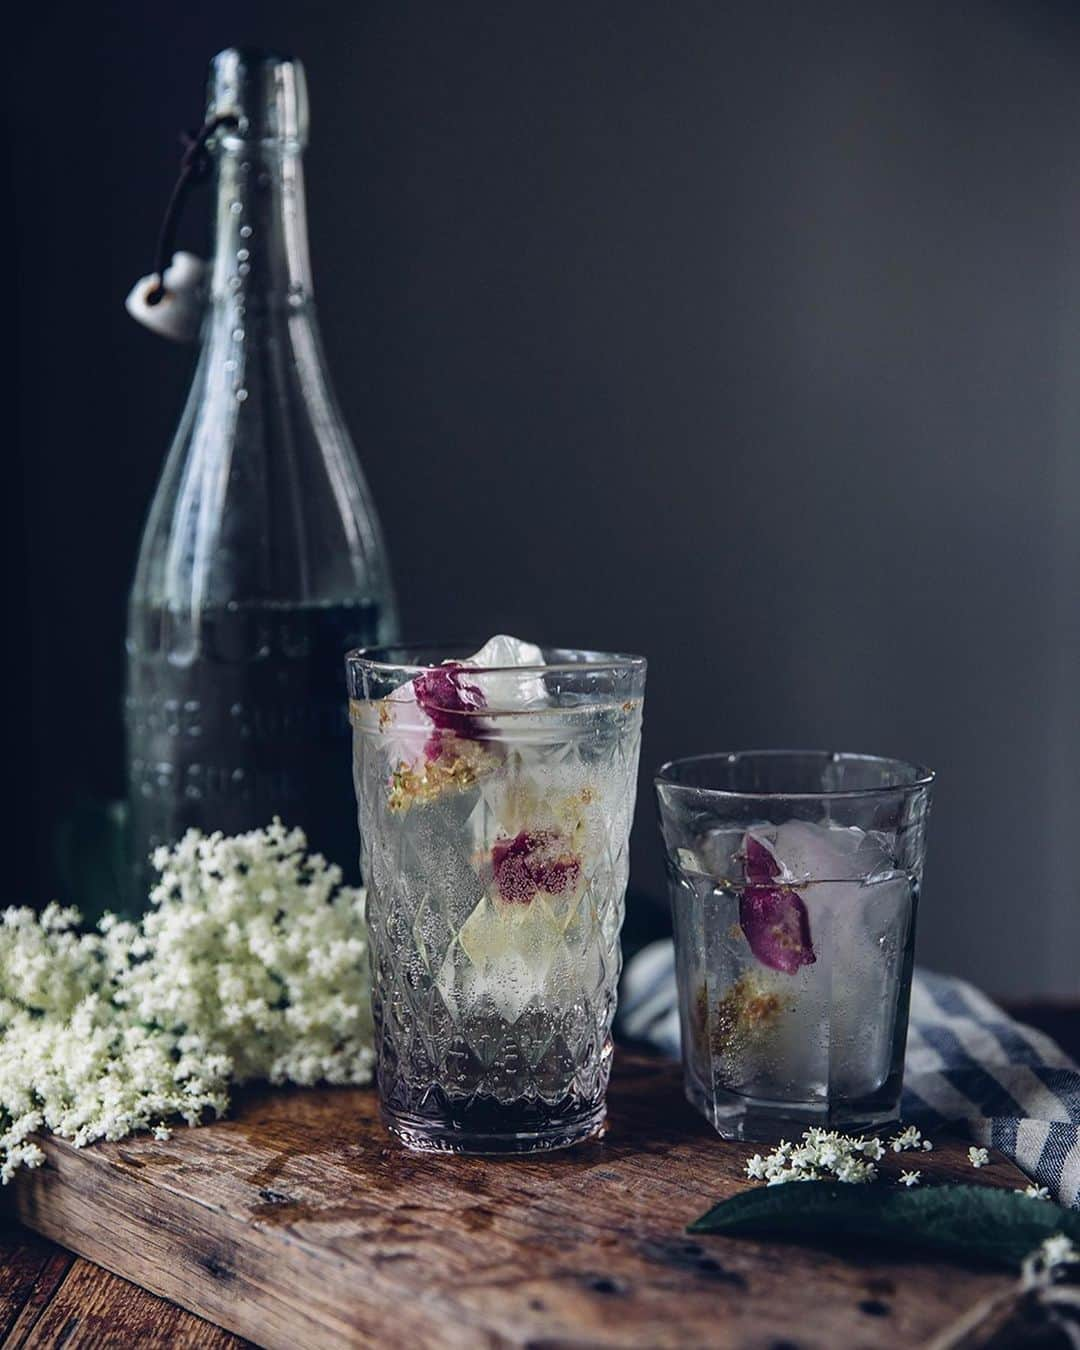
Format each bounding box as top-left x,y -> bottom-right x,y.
130,310 -> 396,614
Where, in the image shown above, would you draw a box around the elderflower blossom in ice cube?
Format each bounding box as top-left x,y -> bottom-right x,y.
655,751 -> 933,1141
348,639 -> 645,1154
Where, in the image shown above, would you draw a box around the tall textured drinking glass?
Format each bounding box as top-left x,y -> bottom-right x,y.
348,644 -> 646,1154
655,751 -> 933,1140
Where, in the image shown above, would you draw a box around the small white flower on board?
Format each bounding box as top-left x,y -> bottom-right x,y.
890,1124 -> 923,1153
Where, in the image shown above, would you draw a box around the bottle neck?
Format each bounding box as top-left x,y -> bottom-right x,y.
209,144 -> 313,307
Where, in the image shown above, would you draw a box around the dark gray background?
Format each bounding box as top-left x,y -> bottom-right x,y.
10,1 -> 1080,994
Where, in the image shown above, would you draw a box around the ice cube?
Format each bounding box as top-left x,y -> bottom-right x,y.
463,634 -> 547,709
439,893 -> 569,1023
379,634 -> 547,770
696,827 -> 751,882
741,820 -> 910,1100
825,873 -> 912,1098
751,820 -> 894,883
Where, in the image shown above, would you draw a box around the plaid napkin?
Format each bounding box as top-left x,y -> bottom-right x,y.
619,941 -> 1080,1207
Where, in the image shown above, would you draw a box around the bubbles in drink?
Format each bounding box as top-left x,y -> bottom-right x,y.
351,639 -> 644,1150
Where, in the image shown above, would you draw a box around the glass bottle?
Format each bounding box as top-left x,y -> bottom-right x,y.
125,49 -> 398,902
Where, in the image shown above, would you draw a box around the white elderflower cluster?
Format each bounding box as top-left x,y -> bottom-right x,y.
0,822 -> 374,1182
123,821 -> 374,1086
745,1128 -> 884,1186
968,1145 -> 990,1169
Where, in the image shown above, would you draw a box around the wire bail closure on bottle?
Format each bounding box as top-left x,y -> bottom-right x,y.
145,113 -> 239,307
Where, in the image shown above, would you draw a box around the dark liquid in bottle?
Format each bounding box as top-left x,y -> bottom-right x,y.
125,599 -> 381,903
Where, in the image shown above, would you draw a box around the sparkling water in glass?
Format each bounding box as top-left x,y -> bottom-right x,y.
348,643 -> 646,1154
655,751 -> 933,1140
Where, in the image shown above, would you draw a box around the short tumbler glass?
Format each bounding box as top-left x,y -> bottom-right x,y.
348,645 -> 646,1154
655,751 -> 933,1140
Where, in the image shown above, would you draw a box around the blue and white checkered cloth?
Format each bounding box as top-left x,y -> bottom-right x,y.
619,941 -> 1080,1207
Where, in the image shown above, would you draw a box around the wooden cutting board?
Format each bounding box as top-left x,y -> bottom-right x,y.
7,1053 -> 1029,1349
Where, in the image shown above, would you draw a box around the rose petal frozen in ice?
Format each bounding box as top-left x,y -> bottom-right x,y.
492,830 -> 582,905
738,886 -> 816,975
743,832 -> 780,883
413,664 -> 486,759
377,665 -> 485,770
740,828 -> 815,973
379,635 -> 546,773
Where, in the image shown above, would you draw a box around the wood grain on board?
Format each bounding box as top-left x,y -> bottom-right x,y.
0,1226 -> 248,1350
7,1053 -> 1031,1349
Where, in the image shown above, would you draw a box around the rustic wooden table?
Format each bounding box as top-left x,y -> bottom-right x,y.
1,1003 -> 1075,1350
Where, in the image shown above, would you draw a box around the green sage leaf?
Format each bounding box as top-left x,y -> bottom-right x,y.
688,1183 -> 1080,1269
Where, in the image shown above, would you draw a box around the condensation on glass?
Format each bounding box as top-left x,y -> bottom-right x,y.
348,646 -> 646,1154
656,751 -> 934,1141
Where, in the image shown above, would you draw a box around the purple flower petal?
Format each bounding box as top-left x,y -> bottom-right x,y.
738,886 -> 816,975
744,833 -> 780,883
413,664 -> 486,760
491,830 -> 582,905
